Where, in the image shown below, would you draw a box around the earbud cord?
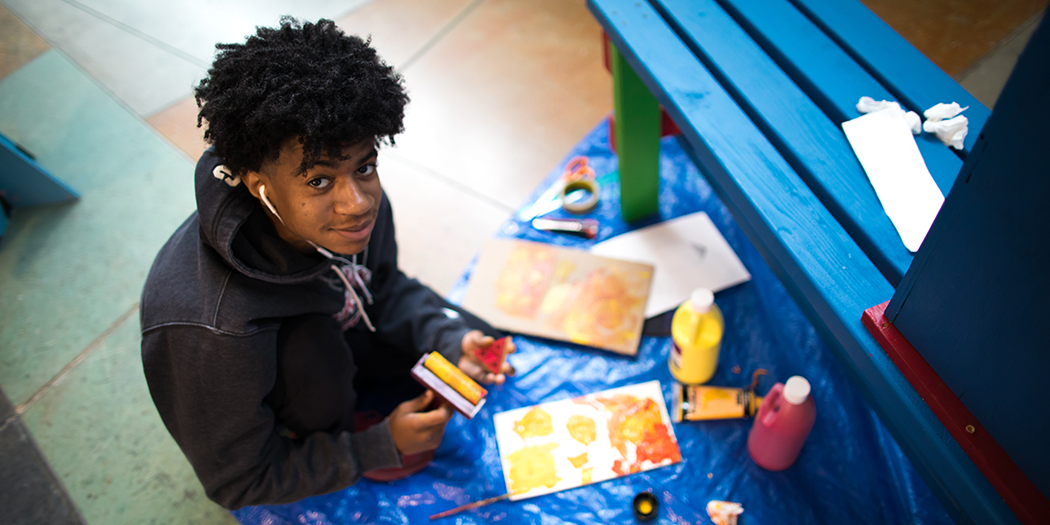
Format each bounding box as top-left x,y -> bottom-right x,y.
260,186 -> 376,332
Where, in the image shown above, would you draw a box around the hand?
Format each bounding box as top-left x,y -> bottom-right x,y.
458,330 -> 517,385
388,390 -> 453,456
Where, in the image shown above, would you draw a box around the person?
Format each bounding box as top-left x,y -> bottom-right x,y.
140,17 -> 513,510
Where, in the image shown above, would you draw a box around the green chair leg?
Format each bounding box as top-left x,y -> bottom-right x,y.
610,43 -> 661,223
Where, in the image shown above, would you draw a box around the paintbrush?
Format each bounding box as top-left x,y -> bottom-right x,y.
429,493 -> 514,520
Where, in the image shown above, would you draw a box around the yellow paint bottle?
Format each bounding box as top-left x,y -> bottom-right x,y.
669,288 -> 724,384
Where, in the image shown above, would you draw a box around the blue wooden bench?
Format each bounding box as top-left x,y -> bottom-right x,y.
588,0 -> 1048,524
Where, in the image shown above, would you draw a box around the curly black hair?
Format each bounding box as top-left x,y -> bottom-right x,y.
195,17 -> 408,175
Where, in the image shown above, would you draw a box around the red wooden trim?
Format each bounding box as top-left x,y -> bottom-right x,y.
606,110 -> 682,155
862,301 -> 1050,525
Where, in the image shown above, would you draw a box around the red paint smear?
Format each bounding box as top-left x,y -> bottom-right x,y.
637,423 -> 682,465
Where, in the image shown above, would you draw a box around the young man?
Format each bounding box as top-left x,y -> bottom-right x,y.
140,18 -> 512,510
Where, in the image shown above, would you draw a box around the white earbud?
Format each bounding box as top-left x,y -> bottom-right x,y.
259,185 -> 284,224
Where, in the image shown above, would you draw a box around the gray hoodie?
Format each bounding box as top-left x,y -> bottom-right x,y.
140,148 -> 470,509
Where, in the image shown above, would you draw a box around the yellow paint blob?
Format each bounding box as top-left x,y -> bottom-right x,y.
568,452 -> 589,468
566,414 -> 597,445
514,407 -> 554,439
507,443 -> 561,493
638,500 -> 653,514
701,387 -> 733,406
581,467 -> 593,484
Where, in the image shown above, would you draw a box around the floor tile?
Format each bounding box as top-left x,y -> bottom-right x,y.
379,151 -> 511,296
3,0 -> 375,115
859,0 -> 1048,77
0,50 -> 196,406
388,0 -> 613,211
146,96 -> 209,162
3,0 -> 208,115
20,314 -> 239,525
147,0 -> 481,174
58,0 -> 373,65
959,11 -> 1044,108
0,4 -> 49,81
335,0 -> 478,69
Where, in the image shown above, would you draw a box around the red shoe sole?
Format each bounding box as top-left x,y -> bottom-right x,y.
362,450 -> 435,482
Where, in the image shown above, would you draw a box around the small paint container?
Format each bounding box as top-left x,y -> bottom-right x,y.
633,491 -> 658,521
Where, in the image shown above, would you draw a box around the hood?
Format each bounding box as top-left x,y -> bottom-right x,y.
194,148 -> 331,284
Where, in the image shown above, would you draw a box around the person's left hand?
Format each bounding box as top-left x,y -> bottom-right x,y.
458,330 -> 516,385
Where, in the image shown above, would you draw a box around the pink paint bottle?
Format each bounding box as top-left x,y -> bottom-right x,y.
746,376 -> 816,471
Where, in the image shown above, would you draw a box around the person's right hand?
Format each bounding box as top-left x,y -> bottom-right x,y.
387,390 -> 454,456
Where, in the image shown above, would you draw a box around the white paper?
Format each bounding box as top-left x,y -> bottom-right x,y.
842,108 -> 945,252
922,102 -> 969,149
856,96 -> 920,134
924,102 -> 968,121
923,114 -> 969,150
590,212 -> 751,317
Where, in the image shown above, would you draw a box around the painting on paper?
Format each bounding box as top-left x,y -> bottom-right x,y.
462,239 -> 653,355
493,381 -> 682,500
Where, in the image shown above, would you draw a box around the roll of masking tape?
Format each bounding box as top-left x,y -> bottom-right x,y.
560,179 -> 600,214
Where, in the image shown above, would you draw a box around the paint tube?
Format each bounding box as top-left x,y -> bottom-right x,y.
671,370 -> 767,423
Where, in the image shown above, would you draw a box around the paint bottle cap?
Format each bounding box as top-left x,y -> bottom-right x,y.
633,491 -> 658,521
690,288 -> 715,313
783,376 -> 811,405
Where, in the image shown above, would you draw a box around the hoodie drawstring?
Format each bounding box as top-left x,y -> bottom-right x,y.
309,241 -> 376,332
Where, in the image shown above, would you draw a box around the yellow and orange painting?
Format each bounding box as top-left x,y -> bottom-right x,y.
493,381 -> 681,500
463,239 -> 653,355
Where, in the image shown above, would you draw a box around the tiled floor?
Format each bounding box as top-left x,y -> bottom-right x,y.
0,0 -> 1044,523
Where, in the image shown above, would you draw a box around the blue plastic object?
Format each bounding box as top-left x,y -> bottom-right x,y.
232,120 -> 952,524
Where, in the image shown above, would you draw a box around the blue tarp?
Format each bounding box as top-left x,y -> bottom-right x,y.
233,120 -> 952,524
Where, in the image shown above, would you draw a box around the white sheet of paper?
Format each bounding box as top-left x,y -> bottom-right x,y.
842,108 -> 945,252
590,212 -> 750,317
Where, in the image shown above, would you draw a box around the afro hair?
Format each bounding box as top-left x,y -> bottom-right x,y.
195,17 -> 408,176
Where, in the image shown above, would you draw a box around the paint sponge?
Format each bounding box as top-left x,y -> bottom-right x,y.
411,352 -> 487,419
475,336 -> 511,374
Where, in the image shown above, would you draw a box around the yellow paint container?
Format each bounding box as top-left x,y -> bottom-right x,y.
668,289 -> 724,384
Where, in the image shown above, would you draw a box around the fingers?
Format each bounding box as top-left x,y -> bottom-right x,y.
400,404 -> 453,453
395,389 -> 434,414
389,401 -> 451,455
462,330 -> 489,351
414,402 -> 454,428
502,361 -> 516,377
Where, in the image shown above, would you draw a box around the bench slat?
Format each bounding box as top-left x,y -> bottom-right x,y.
588,0 -> 1018,523
718,0 -> 964,196
790,0 -> 990,155
653,0 -> 911,285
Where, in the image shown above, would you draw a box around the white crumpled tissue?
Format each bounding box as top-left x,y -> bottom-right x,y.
923,102 -> 969,150
856,96 -> 921,134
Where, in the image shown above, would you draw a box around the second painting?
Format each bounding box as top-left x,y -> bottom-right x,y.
463,239 -> 653,355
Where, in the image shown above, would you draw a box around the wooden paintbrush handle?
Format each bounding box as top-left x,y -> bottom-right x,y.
429,493 -> 512,520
